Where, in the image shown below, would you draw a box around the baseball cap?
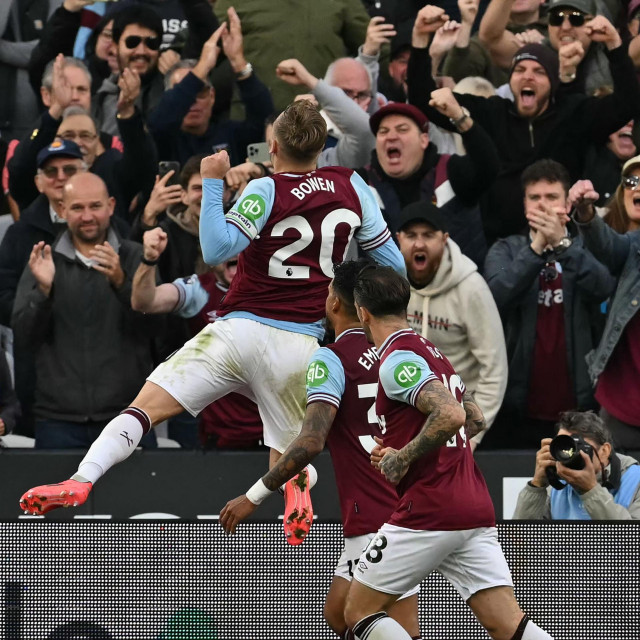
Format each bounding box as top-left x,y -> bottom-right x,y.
622,154 -> 640,175
547,0 -> 596,14
369,103 -> 429,136
396,201 -> 447,233
36,138 -> 84,168
510,44 -> 560,95
629,0 -> 640,18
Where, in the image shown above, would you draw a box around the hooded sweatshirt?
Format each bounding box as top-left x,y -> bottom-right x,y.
406,239 -> 507,441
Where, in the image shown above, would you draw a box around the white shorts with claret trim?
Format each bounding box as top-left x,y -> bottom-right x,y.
353,524 -> 513,601
148,318 -> 318,452
336,534 -> 419,600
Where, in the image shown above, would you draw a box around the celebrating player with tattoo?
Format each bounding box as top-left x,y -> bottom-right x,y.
343,265 -> 554,640
221,259 -> 420,637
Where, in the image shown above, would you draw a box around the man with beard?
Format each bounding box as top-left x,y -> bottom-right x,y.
94,4 -> 165,136
131,226 -> 264,450
396,201 -> 507,448
483,159 -> 615,449
409,5 -> 640,246
11,172 -> 158,448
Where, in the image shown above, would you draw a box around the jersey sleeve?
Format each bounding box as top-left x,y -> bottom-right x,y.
171,275 -> 209,319
225,176 -> 276,241
379,350 -> 438,407
350,171 -> 392,251
306,347 -> 346,409
350,172 -> 406,276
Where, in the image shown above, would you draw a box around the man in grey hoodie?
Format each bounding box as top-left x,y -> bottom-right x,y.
396,200 -> 507,448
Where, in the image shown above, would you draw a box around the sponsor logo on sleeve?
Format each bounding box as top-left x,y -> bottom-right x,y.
393,362 -> 421,388
235,194 -> 266,222
306,361 -> 329,387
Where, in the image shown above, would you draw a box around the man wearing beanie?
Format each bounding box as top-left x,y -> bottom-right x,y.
409,5 -> 640,247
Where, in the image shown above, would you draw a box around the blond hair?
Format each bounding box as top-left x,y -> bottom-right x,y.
273,100 -> 327,163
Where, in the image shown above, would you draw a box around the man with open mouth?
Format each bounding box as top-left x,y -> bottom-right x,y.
411,4 -> 640,248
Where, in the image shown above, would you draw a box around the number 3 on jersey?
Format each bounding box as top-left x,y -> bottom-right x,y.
268,209 -> 360,279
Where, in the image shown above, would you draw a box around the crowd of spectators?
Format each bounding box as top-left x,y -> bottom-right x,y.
0,0 -> 639,470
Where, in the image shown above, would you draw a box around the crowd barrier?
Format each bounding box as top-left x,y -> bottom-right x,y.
9,448 -> 640,521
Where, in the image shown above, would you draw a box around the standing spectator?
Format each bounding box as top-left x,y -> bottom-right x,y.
27,0 -> 113,102
12,172 -> 158,449
0,0 -> 62,142
396,201 -> 507,447
0,139 -> 86,326
131,154 -> 205,360
600,154 -> 640,233
360,97 -> 498,267
514,411 -> 640,519
0,138 -> 86,436
274,56 -> 376,169
214,0 -> 370,113
94,4 -> 165,135
9,54 -> 157,219
410,6 -> 640,246
483,160 -> 615,449
148,9 -> 273,167
570,176 -> 640,451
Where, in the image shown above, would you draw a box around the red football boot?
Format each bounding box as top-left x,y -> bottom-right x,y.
19,479 -> 92,515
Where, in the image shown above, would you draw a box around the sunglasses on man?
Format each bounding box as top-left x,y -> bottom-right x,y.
123,35 -> 161,50
40,164 -> 81,179
548,9 -> 588,27
622,174 -> 640,190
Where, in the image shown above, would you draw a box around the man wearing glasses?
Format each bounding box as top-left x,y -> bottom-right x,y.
0,139 -> 86,435
94,5 -> 166,136
482,159 -> 616,449
480,0 -> 617,94
411,5 -> 640,248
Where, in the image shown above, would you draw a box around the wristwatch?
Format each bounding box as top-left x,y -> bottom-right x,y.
235,62 -> 253,80
449,107 -> 470,131
553,237 -> 573,255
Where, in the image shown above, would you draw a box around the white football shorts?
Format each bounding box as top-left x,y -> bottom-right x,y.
353,523 -> 513,601
147,318 -> 318,452
336,534 -> 419,600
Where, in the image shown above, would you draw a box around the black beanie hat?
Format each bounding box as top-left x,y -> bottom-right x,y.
510,44 -> 560,96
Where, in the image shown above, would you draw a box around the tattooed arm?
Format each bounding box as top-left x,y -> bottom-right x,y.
378,380 -> 467,485
261,403 -> 337,490
463,389 -> 486,439
220,403 -> 337,533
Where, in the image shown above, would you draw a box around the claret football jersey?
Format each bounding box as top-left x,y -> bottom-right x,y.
306,328 -> 400,537
377,329 -> 495,531
219,167 -> 392,325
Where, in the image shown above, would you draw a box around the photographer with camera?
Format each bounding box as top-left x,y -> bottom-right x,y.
514,411 -> 640,520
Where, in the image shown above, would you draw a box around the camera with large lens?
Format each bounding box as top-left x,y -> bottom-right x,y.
545,434 -> 594,489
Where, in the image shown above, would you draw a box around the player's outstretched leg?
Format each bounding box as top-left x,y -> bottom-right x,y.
283,464 -> 317,545
19,479 -> 93,515
19,405 -> 156,515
